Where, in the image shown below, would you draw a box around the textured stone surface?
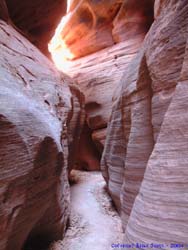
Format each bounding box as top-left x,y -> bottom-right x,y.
0,20 -> 83,250
112,0 -> 154,42
49,0 -> 154,158
1,0 -> 187,246
66,81 -> 86,172
63,36 -> 144,155
49,0 -> 154,60
101,0 -> 188,244
49,0 -> 122,60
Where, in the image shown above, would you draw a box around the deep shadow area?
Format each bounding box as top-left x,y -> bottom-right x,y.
23,233 -> 51,250
6,0 -> 67,55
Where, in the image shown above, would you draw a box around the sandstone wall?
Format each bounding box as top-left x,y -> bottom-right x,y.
2,0 -> 187,245
0,19 -> 84,250
101,0 -> 188,244
49,0 -> 154,163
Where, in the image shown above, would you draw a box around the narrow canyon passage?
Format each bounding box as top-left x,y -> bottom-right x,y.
1,1 -> 188,249
50,170 -> 123,250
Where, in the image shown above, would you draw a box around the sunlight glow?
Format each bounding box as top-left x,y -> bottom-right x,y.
48,4 -> 74,72
67,0 -> 72,13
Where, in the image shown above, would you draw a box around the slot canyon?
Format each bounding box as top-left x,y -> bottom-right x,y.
0,0 -> 188,249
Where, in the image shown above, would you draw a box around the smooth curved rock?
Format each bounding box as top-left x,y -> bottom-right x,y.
49,0 -> 154,160
112,0 -> 154,42
125,58 -> 188,245
49,0 -> 154,60
101,0 -> 188,244
124,0 -> 188,244
66,82 -> 86,172
0,20 -> 83,250
49,0 -> 122,60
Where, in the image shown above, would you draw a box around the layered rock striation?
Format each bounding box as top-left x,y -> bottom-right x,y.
101,0 -> 188,244
1,0 -> 188,246
0,19 -> 84,250
49,0 -> 154,159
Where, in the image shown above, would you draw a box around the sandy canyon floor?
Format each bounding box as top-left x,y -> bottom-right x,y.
49,170 -> 123,250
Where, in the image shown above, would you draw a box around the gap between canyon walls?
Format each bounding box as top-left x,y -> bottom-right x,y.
0,0 -> 188,248
5,0 -> 188,249
4,0 -> 155,172
45,0 -> 188,246
47,0 -> 155,172
46,1 -> 155,249
48,170 -> 124,250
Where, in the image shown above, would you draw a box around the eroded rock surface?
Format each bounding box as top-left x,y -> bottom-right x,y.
49,0 -> 154,157
0,20 -> 84,250
101,0 -> 188,244
1,0 -> 188,246
49,0 -> 154,59
63,37 -> 145,154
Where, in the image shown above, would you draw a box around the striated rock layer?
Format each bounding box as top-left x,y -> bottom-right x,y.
49,0 -> 154,60
64,36 -> 144,153
0,20 -> 84,250
101,0 -> 188,245
50,0 -> 154,159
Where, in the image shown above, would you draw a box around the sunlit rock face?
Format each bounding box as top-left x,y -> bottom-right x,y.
102,0 -> 188,244
5,0 -> 67,55
49,0 -> 154,163
0,19 -> 84,250
49,0 -> 123,61
49,0 -> 154,61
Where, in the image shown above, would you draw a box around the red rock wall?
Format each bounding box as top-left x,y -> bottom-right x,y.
102,0 -> 188,244
1,0 -> 187,245
49,0 -> 154,59
64,37 -> 145,155
51,0 -> 154,168
112,0 -> 154,42
0,19 -> 84,250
